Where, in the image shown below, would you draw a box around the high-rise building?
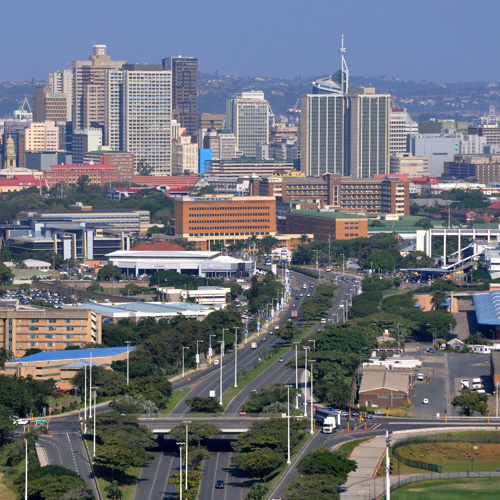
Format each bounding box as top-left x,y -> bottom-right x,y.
32,87 -> 69,123
172,130 -> 198,175
121,65 -> 172,175
301,38 -> 390,178
162,56 -> 198,136
390,108 -> 418,155
72,128 -> 102,165
46,69 -> 73,121
226,91 -> 269,157
72,45 -> 126,140
203,130 -> 239,161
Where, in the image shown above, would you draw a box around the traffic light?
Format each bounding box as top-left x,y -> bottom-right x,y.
388,459 -> 394,475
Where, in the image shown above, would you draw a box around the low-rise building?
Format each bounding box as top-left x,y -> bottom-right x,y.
0,306 -> 101,358
43,164 -> 120,189
5,346 -> 134,390
285,210 -> 368,241
158,286 -> 231,308
358,371 -> 409,408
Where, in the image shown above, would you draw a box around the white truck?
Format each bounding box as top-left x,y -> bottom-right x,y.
322,416 -> 337,434
251,342 -> 257,349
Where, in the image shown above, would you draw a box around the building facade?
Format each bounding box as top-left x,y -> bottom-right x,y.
300,88 -> 390,178
32,87 -> 69,123
0,306 -> 101,358
43,164 -> 119,188
83,151 -> 135,181
251,174 -> 409,215
285,210 -> 368,240
208,158 -> 295,177
175,195 -> 276,243
390,153 -> 429,175
72,128 -> 102,165
162,56 -> 198,136
389,108 -> 418,155
24,121 -> 60,152
46,68 -> 73,121
409,134 -> 460,176
226,91 -> 269,157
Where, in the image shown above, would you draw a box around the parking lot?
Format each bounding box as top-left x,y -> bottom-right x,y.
410,352 -> 492,417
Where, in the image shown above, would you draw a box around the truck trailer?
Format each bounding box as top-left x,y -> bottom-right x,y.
314,407 -> 338,433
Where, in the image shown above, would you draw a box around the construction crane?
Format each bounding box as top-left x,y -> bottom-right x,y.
14,96 -> 33,123
287,97 -> 301,127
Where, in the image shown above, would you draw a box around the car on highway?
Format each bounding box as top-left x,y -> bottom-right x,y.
306,293 -> 311,297
274,325 -> 280,330
13,418 -> 29,425
427,348 -> 434,353
423,398 -> 429,404
215,479 -> 224,489
295,295 -> 300,299
239,411 -> 246,415
278,357 -> 284,362
213,359 -> 219,365
261,337 -> 267,342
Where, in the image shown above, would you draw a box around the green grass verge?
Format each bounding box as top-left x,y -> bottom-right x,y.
338,437 -> 372,458
0,470 -> 21,500
289,266 -> 319,279
382,288 -> 406,297
160,386 -> 191,416
96,466 -> 142,500
392,478 -> 500,499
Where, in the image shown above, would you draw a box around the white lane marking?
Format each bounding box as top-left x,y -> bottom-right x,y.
210,451 -> 220,500
66,433 -> 79,474
223,452 -> 232,500
146,452 -> 163,500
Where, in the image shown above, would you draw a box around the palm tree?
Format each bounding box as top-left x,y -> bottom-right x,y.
299,234 -> 310,247
431,290 -> 446,310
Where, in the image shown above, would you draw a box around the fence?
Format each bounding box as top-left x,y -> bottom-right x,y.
393,431 -> 500,473
391,470 -> 500,492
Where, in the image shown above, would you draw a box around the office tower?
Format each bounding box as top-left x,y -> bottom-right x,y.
72,45 -> 125,140
24,121 -> 60,152
301,38 -> 390,178
203,130 -> 238,161
46,69 -> 73,121
226,91 -> 269,157
32,87 -> 69,123
121,65 -> 172,175
390,108 -> 418,155
409,134 -> 460,176
162,56 -> 198,136
72,128 -> 102,165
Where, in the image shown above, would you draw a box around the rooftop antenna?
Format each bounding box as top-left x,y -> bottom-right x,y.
339,35 -> 349,94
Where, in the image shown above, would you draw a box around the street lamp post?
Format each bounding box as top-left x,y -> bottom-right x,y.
183,421 -> 191,490
497,382 -> 499,419
24,438 -> 28,500
303,346 -> 310,416
222,328 -> 228,356
182,346 -> 190,378
83,360 -> 87,422
310,360 -> 316,434
91,386 -> 98,458
234,327 -> 239,388
125,340 -> 131,385
218,341 -> 223,405
176,442 -> 185,500
196,340 -> 203,371
209,335 -> 216,364
293,342 -> 300,409
286,385 -> 292,464
88,349 -> 93,418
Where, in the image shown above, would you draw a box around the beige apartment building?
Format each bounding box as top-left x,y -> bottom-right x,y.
0,306 -> 101,358
24,121 -> 60,152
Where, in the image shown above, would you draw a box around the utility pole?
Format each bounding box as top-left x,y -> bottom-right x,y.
218,341 -> 223,405
303,346 -> 310,416
24,438 -> 28,500
293,342 -> 300,409
176,442 -> 185,500
310,360 -> 316,434
183,421 -> 191,491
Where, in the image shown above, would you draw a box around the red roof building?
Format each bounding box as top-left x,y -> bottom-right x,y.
132,242 -> 185,251
133,175 -> 200,188
0,175 -> 46,193
44,164 -> 120,189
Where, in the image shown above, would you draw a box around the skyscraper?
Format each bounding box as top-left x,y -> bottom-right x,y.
72,45 -> 126,140
226,91 -> 269,157
162,56 -> 198,136
46,69 -> 73,121
390,108 -> 418,155
121,65 -> 172,175
301,38 -> 390,178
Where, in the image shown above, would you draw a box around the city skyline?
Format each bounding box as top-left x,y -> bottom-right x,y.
3,0 -> 500,83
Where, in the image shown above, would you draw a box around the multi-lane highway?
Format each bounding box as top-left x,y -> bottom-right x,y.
35,270 -> 358,499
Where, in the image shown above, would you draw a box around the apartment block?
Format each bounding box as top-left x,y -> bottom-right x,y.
174,195 -> 276,243
83,151 -> 135,181
390,153 -> 429,175
208,158 -> 295,177
24,121 -> 60,152
0,306 -> 101,358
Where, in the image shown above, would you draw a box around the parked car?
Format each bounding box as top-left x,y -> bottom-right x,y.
416,373 -> 424,381
427,348 -> 434,353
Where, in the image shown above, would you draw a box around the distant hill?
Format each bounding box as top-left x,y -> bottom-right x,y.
1,75 -> 498,123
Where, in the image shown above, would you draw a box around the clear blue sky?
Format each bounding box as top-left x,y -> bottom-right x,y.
4,0 -> 500,82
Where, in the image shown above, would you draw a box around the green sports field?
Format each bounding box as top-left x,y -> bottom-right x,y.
392,478 -> 500,499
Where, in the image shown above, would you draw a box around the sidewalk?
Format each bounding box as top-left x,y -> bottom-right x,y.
341,435 -> 386,500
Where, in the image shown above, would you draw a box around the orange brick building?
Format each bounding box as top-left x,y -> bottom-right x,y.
44,164 -> 119,188
285,210 -> 368,241
175,195 -> 276,247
